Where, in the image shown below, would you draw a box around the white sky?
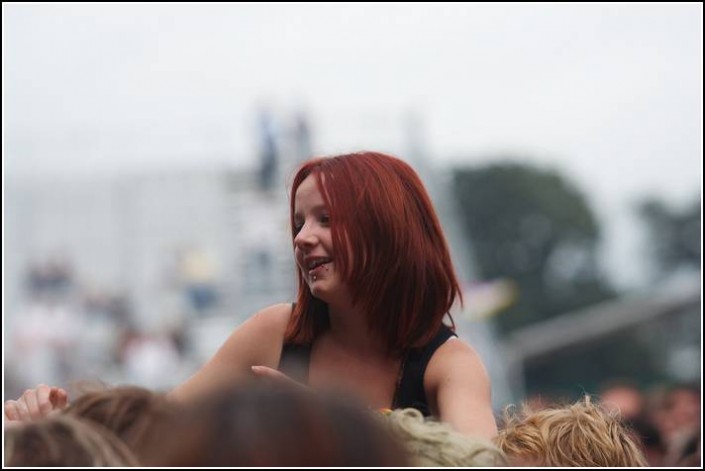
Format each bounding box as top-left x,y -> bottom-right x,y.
3,3 -> 703,288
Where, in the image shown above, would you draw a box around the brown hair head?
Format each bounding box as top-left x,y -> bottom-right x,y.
63,385 -> 177,460
144,383 -> 410,467
4,414 -> 138,467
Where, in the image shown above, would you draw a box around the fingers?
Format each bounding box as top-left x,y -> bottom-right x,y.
5,385 -> 69,423
4,401 -> 21,421
49,387 -> 69,411
251,365 -> 289,380
22,388 -> 42,420
36,384 -> 54,416
13,398 -> 32,421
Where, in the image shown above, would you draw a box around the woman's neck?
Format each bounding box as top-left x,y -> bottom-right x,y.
326,302 -> 388,357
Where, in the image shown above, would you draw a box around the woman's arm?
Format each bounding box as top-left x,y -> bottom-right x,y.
167,303 -> 293,403
425,338 -> 498,440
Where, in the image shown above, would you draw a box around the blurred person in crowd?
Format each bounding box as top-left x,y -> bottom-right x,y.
670,428 -> 700,467
664,383 -> 700,440
257,104 -> 279,191
14,258 -> 82,390
4,414 -> 138,467
177,247 -> 219,316
383,407 -> 507,466
648,383 -> 701,466
25,256 -> 74,298
291,107 -> 313,164
4,151 -> 497,440
140,383 -> 409,467
121,330 -> 182,390
12,297 -> 83,387
599,380 -> 645,423
74,290 -> 127,379
495,395 -> 647,466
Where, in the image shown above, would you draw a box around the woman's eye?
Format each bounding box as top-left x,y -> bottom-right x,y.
320,214 -> 330,224
293,223 -> 303,234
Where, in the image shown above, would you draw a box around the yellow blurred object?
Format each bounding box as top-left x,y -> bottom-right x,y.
460,279 -> 517,321
180,249 -> 217,283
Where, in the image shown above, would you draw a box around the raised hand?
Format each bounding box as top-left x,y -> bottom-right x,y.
4,384 -> 68,422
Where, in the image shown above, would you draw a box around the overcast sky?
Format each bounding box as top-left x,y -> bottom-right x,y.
3,3 -> 702,288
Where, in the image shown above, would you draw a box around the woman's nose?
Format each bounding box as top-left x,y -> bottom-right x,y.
294,224 -> 317,249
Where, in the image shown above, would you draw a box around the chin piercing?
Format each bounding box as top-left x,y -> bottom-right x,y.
312,275 -> 317,281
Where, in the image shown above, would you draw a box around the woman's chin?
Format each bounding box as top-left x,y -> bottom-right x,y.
310,287 -> 329,301
309,282 -> 336,303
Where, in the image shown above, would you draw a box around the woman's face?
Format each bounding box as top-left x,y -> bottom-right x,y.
293,174 -> 344,302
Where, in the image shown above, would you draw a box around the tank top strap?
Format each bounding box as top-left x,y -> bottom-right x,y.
278,303 -> 312,383
278,342 -> 311,383
392,324 -> 456,416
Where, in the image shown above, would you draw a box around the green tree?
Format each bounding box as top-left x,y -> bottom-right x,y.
452,162 -> 615,334
638,197 -> 701,277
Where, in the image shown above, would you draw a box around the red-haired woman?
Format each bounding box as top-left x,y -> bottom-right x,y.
5,152 -> 497,440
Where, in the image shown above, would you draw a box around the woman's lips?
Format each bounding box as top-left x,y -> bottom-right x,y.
308,262 -> 329,278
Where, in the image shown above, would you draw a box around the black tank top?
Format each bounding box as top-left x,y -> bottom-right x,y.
278,323 -> 456,417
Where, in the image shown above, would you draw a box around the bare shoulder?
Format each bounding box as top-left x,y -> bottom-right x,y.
217,302 -> 294,364
425,336 -> 497,439
426,336 -> 490,383
240,302 -> 294,334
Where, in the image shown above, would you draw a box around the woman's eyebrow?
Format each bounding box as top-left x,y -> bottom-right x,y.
294,204 -> 328,216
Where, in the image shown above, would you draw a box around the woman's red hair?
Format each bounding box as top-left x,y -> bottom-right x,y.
285,151 -> 461,355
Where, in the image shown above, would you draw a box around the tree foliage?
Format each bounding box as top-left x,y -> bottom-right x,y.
638,197 -> 701,277
452,162 -> 615,333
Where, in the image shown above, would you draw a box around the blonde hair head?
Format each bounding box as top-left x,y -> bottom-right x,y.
496,395 -> 647,467
384,408 -> 507,467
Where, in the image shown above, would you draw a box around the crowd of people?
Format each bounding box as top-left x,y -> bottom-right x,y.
4,151 -> 700,467
9,382 -> 692,467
